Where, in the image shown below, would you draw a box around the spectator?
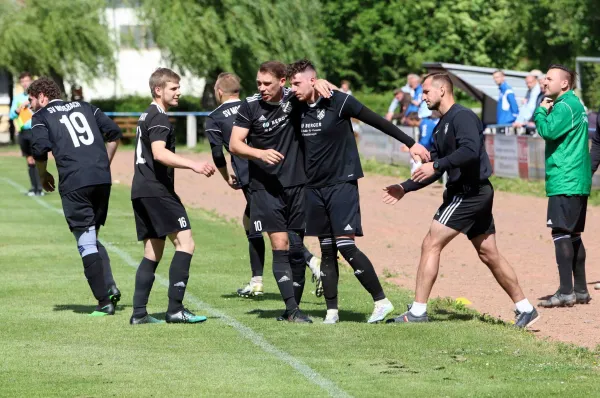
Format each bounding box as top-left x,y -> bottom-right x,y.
513,73 -> 541,127
404,73 -> 422,116
418,108 -> 440,152
493,70 -> 519,124
340,80 -> 352,95
9,71 -> 43,196
385,88 -> 405,121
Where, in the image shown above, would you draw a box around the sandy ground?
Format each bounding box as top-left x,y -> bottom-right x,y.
55,150 -> 600,347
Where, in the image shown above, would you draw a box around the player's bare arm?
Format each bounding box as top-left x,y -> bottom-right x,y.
106,140 -> 119,165
34,160 -> 55,192
230,125 -> 284,166
150,141 -> 216,177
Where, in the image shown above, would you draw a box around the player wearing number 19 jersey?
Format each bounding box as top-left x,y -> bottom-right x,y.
130,68 -> 216,325
29,77 -> 122,316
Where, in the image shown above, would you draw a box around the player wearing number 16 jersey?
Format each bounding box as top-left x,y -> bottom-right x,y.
130,68 -> 216,325
29,77 -> 123,316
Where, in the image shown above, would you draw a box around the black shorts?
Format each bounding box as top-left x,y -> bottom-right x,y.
132,195 -> 191,241
249,185 -> 305,234
242,186 -> 262,239
546,195 -> 588,233
61,184 -> 111,231
18,130 -> 33,157
433,181 -> 496,240
305,181 -> 363,237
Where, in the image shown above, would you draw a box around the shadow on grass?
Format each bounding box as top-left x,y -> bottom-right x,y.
246,308 -> 368,323
53,303 -> 131,314
220,292 -> 285,302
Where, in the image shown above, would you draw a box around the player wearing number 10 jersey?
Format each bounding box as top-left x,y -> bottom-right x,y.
29,77 -> 123,316
130,68 -> 216,325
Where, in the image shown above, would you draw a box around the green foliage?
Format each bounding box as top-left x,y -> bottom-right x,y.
317,0 -> 600,91
138,0 -> 321,94
0,0 -> 114,83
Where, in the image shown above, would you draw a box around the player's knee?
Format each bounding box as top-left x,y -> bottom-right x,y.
269,233 -> 288,250
178,237 -> 195,254
477,244 -> 499,266
73,227 -> 98,258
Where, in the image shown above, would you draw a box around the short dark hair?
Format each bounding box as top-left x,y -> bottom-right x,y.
493,69 -> 505,76
259,61 -> 287,80
19,71 -> 32,80
286,59 -> 316,79
149,68 -> 180,98
548,64 -> 577,89
215,72 -> 241,94
27,77 -> 62,100
423,72 -> 454,93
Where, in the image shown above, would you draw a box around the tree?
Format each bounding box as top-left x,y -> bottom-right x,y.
138,0 -> 321,96
0,0 -> 115,91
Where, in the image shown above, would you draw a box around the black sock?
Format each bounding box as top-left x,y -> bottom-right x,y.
167,251 -> 192,314
289,231 -> 306,305
82,253 -> 109,305
247,231 -> 265,277
27,164 -> 38,191
552,231 -> 574,294
133,257 -> 159,317
272,250 -> 297,311
302,245 -> 313,264
319,237 -> 339,310
572,235 -> 587,293
96,241 -> 116,289
336,237 -> 385,301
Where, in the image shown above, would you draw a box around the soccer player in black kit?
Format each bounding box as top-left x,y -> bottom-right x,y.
230,61 -> 334,322
28,77 -> 122,316
286,59 -> 430,323
206,72 -> 322,299
382,73 -> 539,327
130,68 -> 216,325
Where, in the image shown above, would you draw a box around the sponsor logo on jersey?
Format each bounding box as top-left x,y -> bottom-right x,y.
317,109 -> 326,120
281,101 -> 292,114
258,115 -> 267,121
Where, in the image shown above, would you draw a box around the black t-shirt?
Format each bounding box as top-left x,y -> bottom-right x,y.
131,102 -> 177,199
205,99 -> 250,186
299,91 -> 364,187
30,99 -> 122,196
233,88 -> 306,190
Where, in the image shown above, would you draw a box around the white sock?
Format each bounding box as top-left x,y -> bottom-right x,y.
251,276 -> 262,285
326,309 -> 339,318
515,298 -> 533,313
375,298 -> 390,306
409,301 -> 427,316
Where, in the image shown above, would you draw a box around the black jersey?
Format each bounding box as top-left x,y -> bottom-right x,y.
205,99 -> 250,186
402,104 -> 492,192
233,88 -> 305,190
131,102 -> 177,199
299,91 -> 364,187
30,99 -> 122,196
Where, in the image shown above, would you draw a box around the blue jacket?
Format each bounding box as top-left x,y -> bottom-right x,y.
418,117 -> 438,150
405,85 -> 422,115
496,81 -> 519,124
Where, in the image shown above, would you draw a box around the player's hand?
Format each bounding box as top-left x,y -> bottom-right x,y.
314,79 -> 338,99
409,143 -> 430,163
41,172 -> 55,192
192,161 -> 216,177
227,174 -> 241,190
382,184 -> 405,205
540,97 -> 553,110
259,149 -> 284,165
412,162 -> 437,182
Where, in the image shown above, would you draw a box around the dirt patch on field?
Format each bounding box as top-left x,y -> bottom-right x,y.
108,150 -> 600,348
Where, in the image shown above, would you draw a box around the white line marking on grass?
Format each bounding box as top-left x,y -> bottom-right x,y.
4,178 -> 351,398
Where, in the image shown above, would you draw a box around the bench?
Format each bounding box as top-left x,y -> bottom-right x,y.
113,116 -> 178,144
